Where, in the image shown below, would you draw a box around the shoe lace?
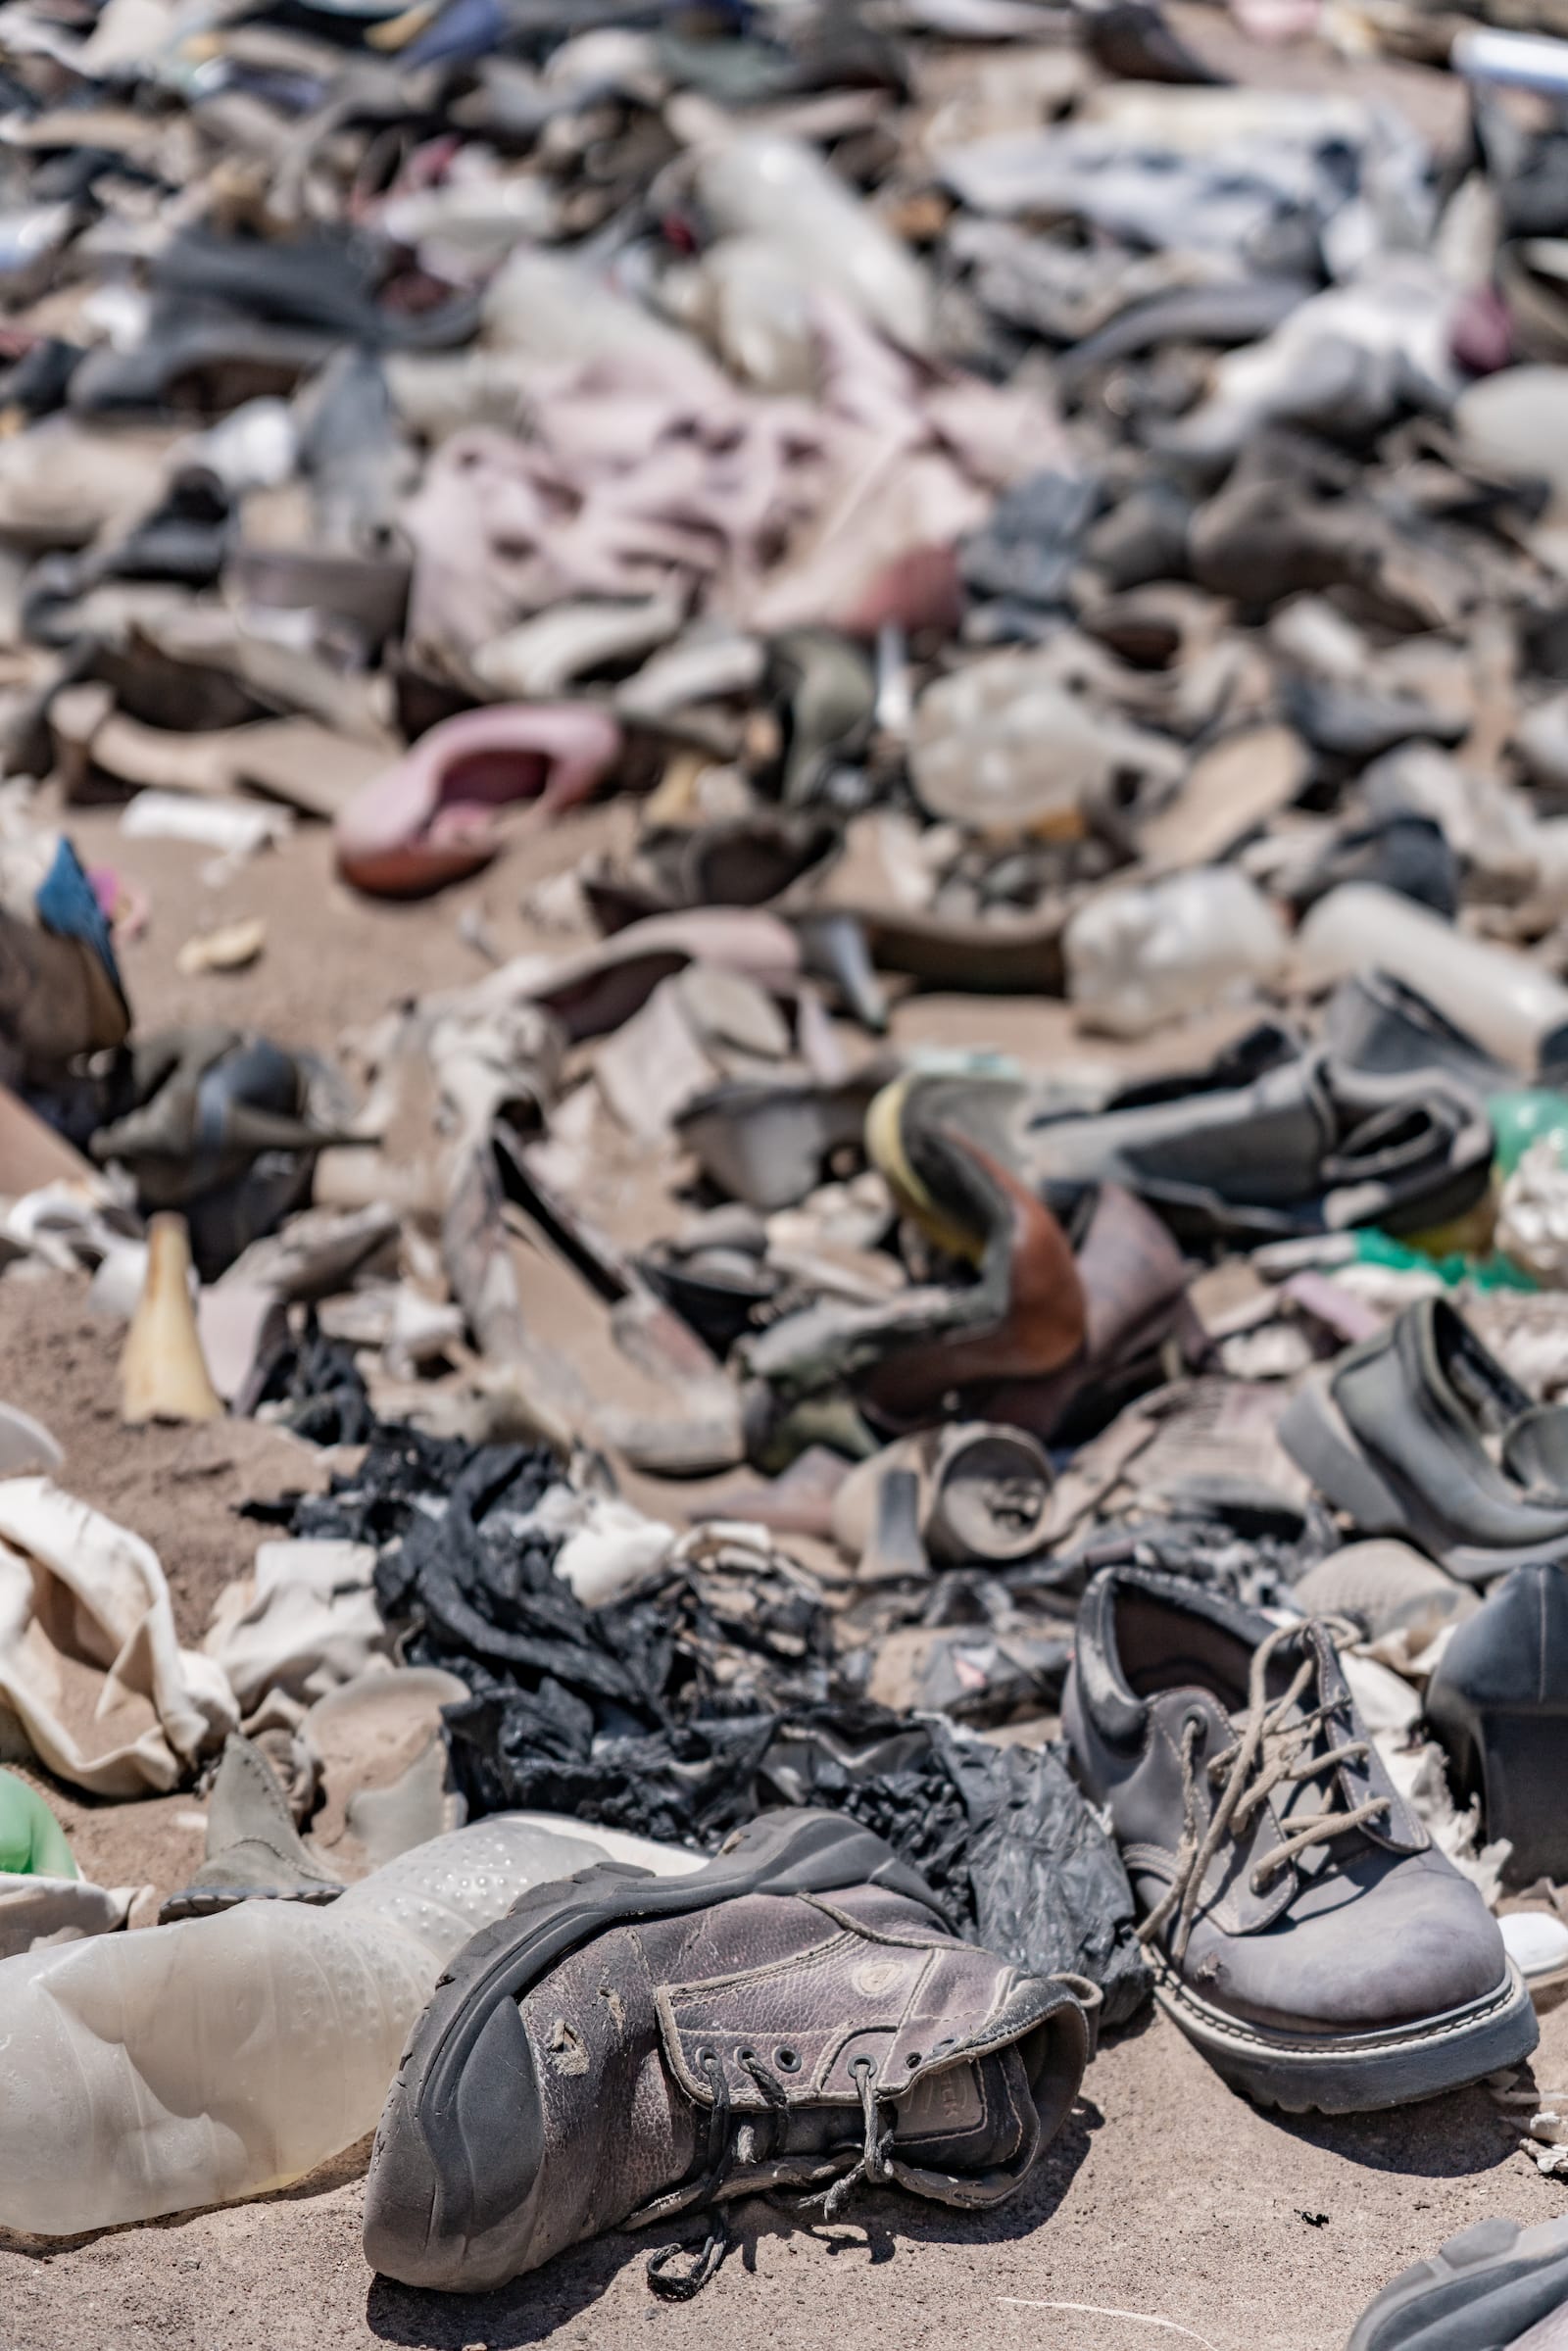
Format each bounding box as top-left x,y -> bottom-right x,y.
1137,1615 -> 1391,1966
646,2049 -> 893,2300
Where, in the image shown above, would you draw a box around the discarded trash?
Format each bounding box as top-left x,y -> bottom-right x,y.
0,1816 -> 699,2235
174,917 -> 268,978
0,1770 -> 77,1879
4,0 -> 1568,2329
121,1213 -> 222,1425
0,1478 -> 235,1794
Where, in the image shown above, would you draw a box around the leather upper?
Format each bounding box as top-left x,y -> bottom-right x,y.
1064,1566 -> 1509,2035
422,1881 -> 1093,2288
1334,1300 -> 1568,1548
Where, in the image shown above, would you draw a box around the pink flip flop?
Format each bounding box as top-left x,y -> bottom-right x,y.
334,703 -> 623,898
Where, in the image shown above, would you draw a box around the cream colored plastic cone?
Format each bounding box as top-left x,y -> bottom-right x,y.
121,1214 -> 223,1425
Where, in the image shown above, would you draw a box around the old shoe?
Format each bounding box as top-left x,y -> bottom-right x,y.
363,1807 -> 1095,2292
1063,1567 -> 1536,2113
1279,1298 -> 1568,1584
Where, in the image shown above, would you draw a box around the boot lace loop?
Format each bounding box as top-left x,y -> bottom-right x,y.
646,2047 -> 795,2301
1137,1615 -> 1391,1965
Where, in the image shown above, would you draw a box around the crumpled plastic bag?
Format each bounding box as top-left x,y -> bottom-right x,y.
0,1478 -> 236,1795
1065,866 -> 1289,1039
205,1538 -> 389,1714
0,1875 -> 141,1957
930,1722 -> 1152,2027
294,1422 -> 1149,2018
521,1486 -> 677,1608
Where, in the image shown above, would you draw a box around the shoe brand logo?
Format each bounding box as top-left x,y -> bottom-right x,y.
852,1960 -> 909,1998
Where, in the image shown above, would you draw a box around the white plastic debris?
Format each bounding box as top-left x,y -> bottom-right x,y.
1377,1734 -> 1512,1908
0,1816 -> 700,2235
1497,1135 -> 1568,1286
0,1479 -> 237,1794
1066,866 -> 1289,1038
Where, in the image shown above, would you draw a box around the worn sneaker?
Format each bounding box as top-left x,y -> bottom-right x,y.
363,1806 -> 1096,2292
1063,1566 -> 1537,2113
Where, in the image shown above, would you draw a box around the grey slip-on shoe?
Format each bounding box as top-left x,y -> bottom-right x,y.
1280,1297 -> 1568,1583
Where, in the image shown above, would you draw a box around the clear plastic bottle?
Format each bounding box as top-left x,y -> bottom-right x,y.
0,1816 -> 696,2235
1065,866 -> 1290,1038
694,136 -> 934,356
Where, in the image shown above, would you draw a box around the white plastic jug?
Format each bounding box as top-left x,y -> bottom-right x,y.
1297,884 -> 1568,1073
0,1815 -> 698,2235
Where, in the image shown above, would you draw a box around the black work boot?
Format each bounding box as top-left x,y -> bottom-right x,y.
364,1807 -> 1096,2292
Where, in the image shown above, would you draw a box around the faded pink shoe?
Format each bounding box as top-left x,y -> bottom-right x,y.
334,705 -> 623,898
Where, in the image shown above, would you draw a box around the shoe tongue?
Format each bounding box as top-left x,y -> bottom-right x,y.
1501,1404 -> 1568,1494
893,2046 -> 1031,2169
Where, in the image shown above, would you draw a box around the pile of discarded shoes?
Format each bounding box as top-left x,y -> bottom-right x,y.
11,0 -> 1568,2341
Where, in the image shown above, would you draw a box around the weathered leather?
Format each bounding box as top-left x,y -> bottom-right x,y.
1334,1300 -> 1568,1550
1065,1567 -> 1510,2038
500,1883 -> 1092,2276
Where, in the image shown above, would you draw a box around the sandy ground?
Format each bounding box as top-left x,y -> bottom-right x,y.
0,799 -> 1563,2351
2,1995 -> 1565,2351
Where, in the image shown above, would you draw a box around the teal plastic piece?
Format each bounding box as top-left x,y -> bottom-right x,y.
1488,1088 -> 1568,1180
1352,1229 -> 1539,1293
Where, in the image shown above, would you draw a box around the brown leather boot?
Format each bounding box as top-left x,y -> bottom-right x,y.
364,1808 -> 1096,2293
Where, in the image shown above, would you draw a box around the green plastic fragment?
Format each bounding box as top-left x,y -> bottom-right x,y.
0,1770 -> 79,1880
1351,1229 -> 1539,1293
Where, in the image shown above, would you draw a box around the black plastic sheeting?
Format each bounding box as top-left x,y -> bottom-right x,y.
278,1420 -> 1152,2028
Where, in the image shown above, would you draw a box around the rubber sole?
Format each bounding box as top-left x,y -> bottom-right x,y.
1278,1376 -> 1568,1586
364,1808 -> 941,2289
157,1882 -> 343,1924
1348,2215 -> 1568,2351
1154,1958 -> 1538,2116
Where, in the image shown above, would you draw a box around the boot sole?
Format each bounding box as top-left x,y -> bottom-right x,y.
1154,1956 -> 1538,2115
364,1807 -> 941,2290
1347,2214 -> 1568,2350
1278,1374 -> 1568,1586
158,1883 -> 342,1924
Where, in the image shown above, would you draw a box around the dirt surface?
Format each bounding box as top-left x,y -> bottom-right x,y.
2,1999 -> 1565,2351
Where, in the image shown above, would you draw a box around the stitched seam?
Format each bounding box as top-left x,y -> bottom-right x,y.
1154,1966 -> 1522,2056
